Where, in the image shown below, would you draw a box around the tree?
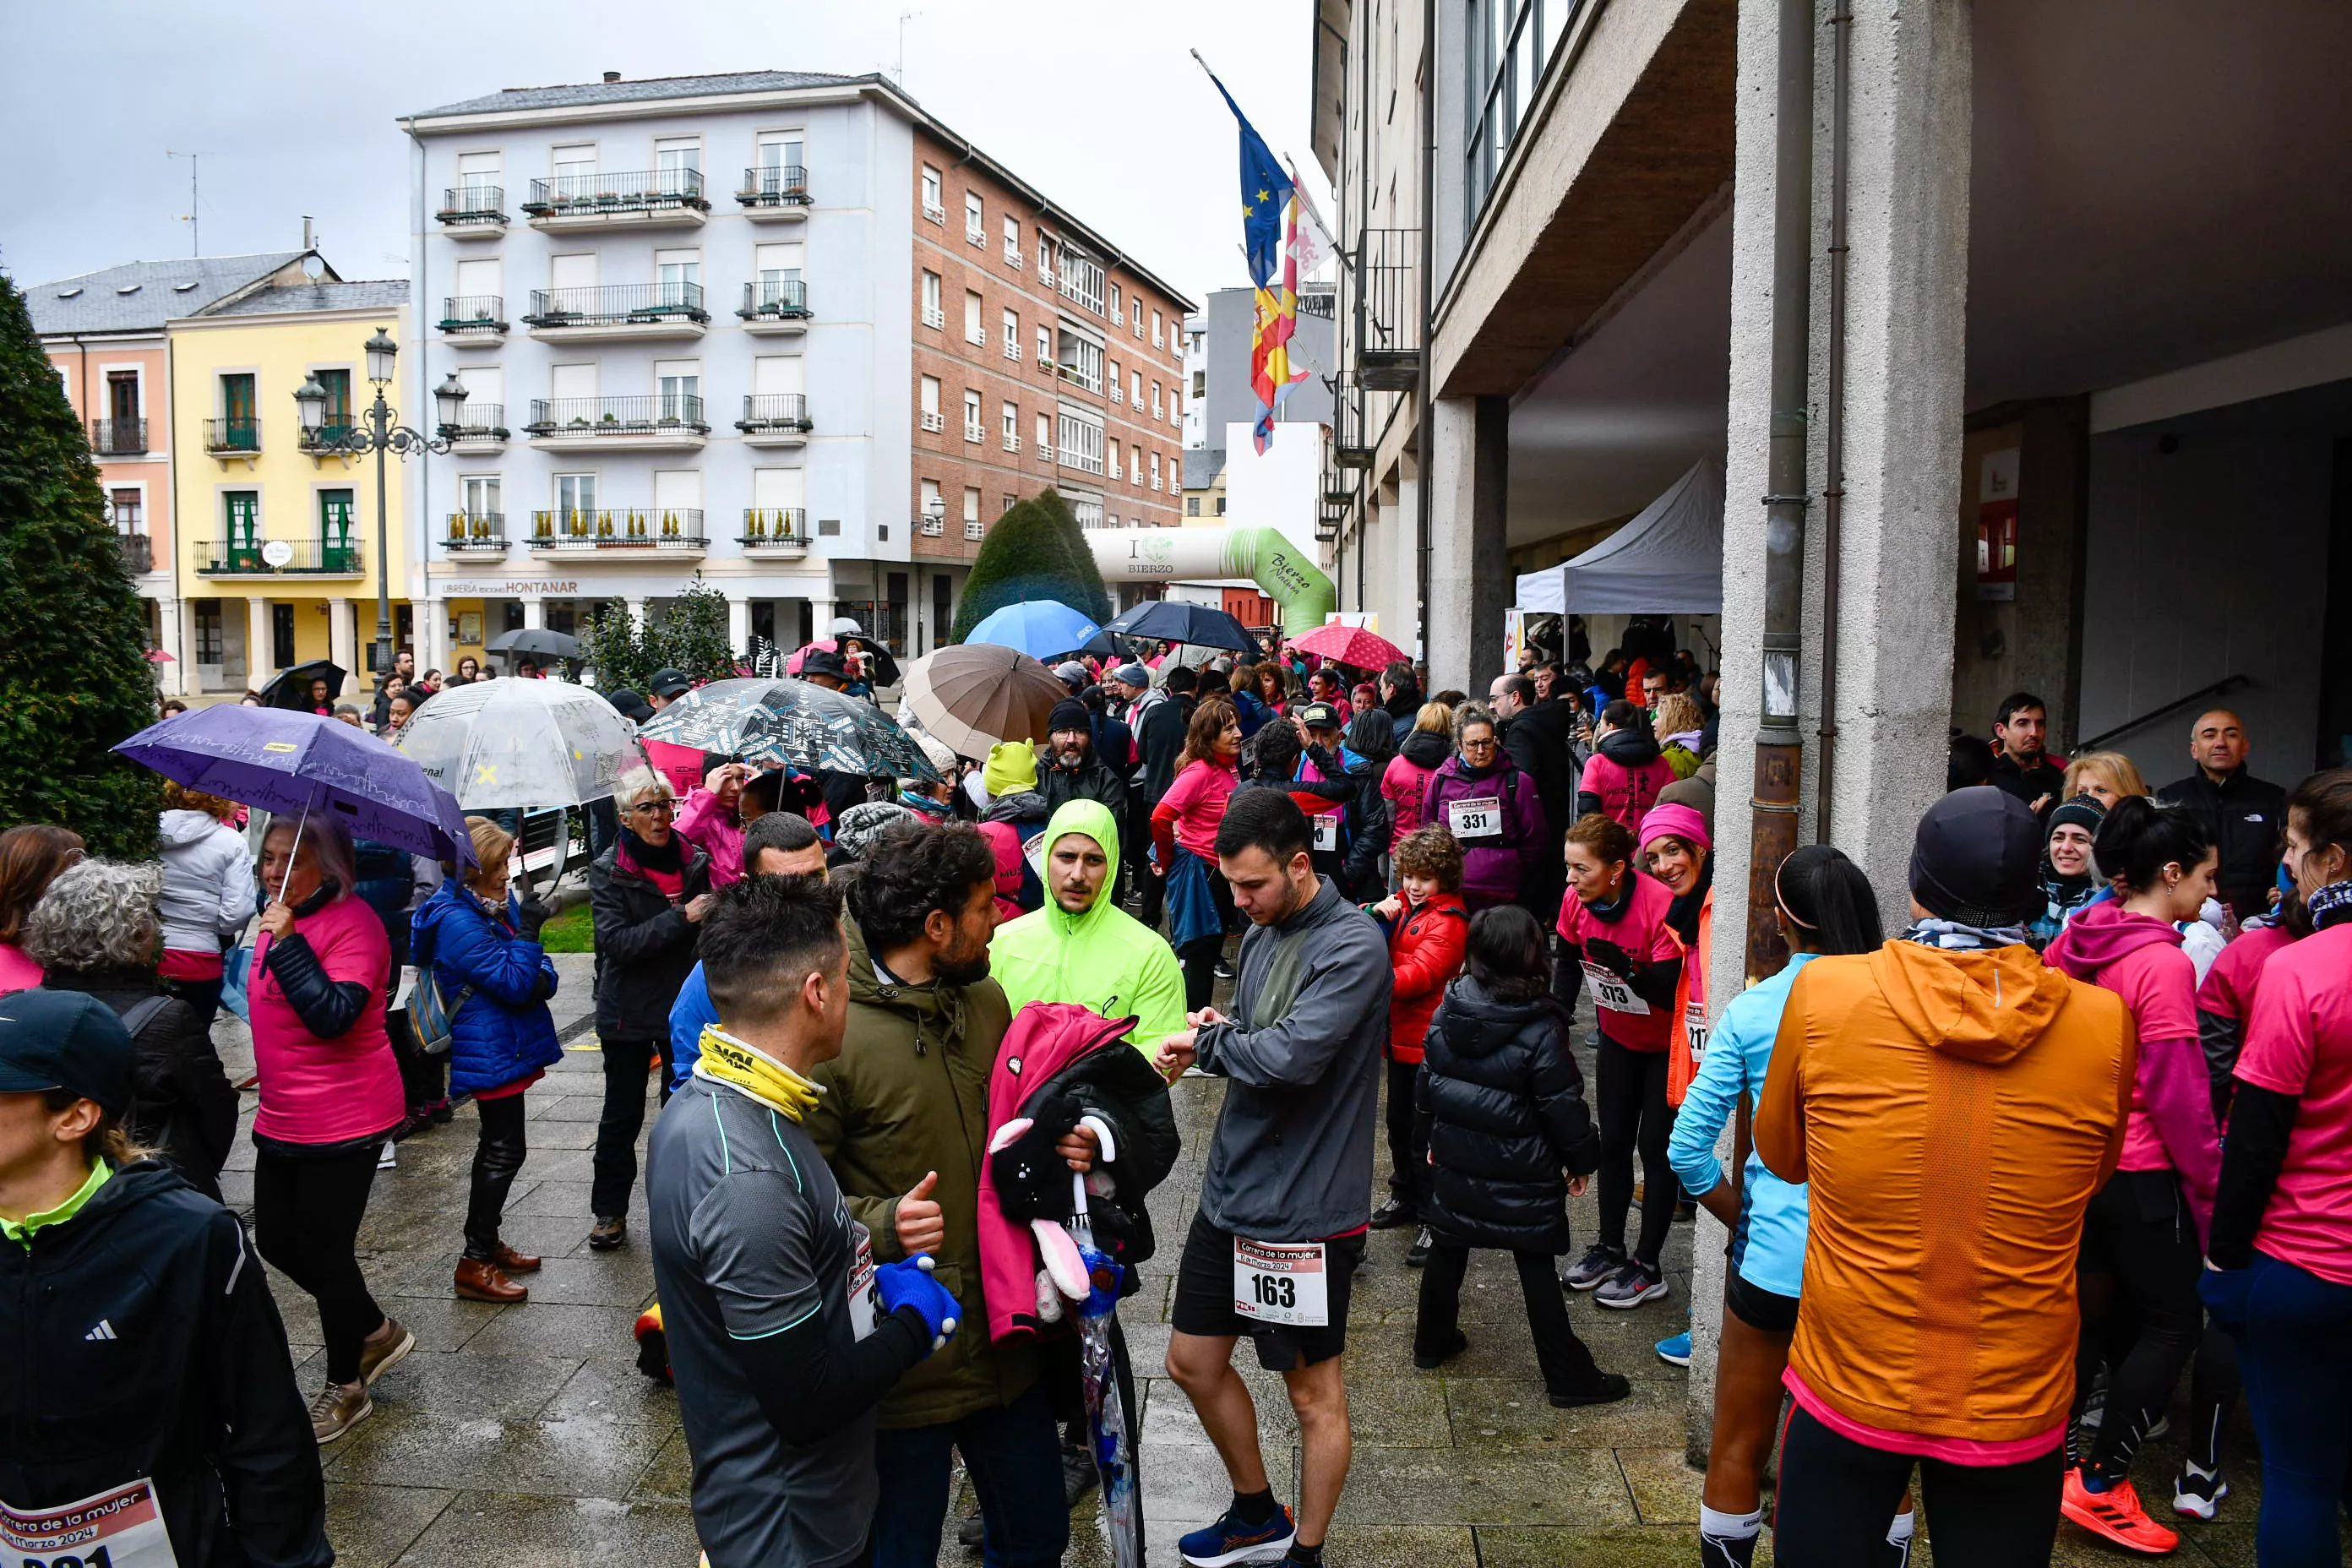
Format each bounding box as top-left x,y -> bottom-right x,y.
1036,488 -> 1113,623
950,490 -> 1108,642
0,274 -> 162,857
654,575 -> 738,683
577,599 -> 654,693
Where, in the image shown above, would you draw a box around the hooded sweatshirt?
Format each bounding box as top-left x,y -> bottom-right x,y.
156,808 -> 255,968
1576,728 -> 1675,836
991,799 -> 1188,1054
1756,939 -> 2133,1459
1382,727 -> 1449,836
2044,901 -> 2223,1236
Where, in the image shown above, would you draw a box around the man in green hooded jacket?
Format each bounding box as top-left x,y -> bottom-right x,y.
991,798 -> 1188,1052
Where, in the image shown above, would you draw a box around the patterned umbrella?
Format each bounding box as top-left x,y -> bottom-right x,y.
1287,621 -> 1407,672
392,677 -> 647,809
636,678 -> 939,781
899,645 -> 1065,760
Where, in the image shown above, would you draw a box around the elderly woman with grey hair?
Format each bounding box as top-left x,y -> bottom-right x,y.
25,858 -> 240,1198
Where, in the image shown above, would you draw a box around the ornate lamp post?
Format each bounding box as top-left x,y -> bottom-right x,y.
295,329 -> 469,676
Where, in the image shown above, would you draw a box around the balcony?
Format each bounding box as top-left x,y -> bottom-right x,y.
1354,227 -> 1423,392
738,165 -> 810,221
921,411 -> 945,434
738,508 -> 809,554
917,514 -> 945,536
1333,374 -> 1373,467
444,404 -> 509,454
197,537 -> 365,577
204,416 -> 261,458
525,397 -> 709,453
738,280 -> 812,335
1004,246 -> 1023,270
90,417 -> 147,455
737,394 -> 812,448
116,533 -> 153,574
528,510 -> 708,557
965,518 -> 985,541
963,422 -> 985,444
297,422 -> 365,459
525,284 -> 708,343
521,168 -> 708,231
436,185 -> 508,237
438,296 -> 508,340
441,513 -> 509,554
1003,433 -> 1021,453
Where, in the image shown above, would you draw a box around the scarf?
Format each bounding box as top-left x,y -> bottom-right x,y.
692,1024 -> 825,1121
623,827 -> 683,874
1903,916 -> 2030,951
1665,854 -> 1715,945
2309,879 -> 2352,932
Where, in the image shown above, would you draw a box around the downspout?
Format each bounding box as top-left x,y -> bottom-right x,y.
1744,0 -> 1816,984
1815,0 -> 1852,842
1413,0 -> 1437,663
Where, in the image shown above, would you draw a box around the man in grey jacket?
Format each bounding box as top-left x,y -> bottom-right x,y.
1152,789 -> 1390,1568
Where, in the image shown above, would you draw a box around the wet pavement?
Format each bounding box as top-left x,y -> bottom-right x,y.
214,952 -> 2261,1566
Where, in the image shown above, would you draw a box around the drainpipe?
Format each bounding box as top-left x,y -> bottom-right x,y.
1413,0 -> 1437,663
1815,0 -> 1853,842
1745,0 -> 1816,983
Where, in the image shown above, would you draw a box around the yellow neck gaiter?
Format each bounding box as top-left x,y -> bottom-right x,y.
692,1025 -> 825,1123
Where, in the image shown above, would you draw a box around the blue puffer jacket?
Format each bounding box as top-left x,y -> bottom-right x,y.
411,878 -> 561,1097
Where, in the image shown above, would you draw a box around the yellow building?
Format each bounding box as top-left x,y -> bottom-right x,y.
168,277 -> 414,698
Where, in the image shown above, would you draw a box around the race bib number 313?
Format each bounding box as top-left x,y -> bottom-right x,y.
1233,1238 -> 1330,1327
3,1476 -> 179,1568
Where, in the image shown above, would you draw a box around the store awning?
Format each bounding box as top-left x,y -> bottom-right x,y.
1514,459 -> 1725,615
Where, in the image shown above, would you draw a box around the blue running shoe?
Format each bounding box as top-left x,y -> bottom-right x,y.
1179,1505 -> 1297,1567
1655,1331 -> 1692,1367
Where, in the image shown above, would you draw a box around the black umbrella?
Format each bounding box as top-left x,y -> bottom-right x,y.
635,678 -> 939,781
486,628 -> 584,659
257,659 -> 347,710
1101,600 -> 1255,652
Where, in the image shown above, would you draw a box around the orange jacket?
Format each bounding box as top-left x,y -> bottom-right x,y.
1756,939 -> 2134,1449
1665,886 -> 1712,1107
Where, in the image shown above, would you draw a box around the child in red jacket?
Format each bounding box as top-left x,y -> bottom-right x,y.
1369,825 -> 1471,1261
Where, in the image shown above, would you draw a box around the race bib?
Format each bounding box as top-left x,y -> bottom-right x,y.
1581,961 -> 1650,1016
1311,811 -> 1342,853
1683,999 -> 1708,1065
1447,796 -> 1503,841
3,1477 -> 180,1568
1233,1238 -> 1330,1327
847,1222 -> 878,1342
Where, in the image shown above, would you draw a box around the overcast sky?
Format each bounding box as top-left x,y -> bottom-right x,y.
0,0 -> 1330,303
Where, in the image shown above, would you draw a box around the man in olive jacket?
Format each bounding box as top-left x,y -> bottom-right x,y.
803,822 -> 1063,1568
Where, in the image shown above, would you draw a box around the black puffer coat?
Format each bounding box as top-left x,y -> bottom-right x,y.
588,838 -> 712,1039
1416,977 -> 1600,1253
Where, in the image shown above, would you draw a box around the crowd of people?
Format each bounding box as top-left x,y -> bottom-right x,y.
3,623 -> 2349,1568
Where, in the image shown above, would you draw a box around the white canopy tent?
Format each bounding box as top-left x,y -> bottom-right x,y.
1514,458 -> 1725,614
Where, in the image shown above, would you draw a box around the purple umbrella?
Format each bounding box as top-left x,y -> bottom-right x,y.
115,705 -> 475,869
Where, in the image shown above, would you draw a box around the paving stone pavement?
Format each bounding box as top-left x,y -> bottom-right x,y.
215,951 -> 2260,1565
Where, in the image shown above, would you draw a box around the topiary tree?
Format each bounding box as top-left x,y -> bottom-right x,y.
0,274 -> 163,857
652,574 -> 738,683
1034,487 -> 1113,623
950,491 -> 1106,643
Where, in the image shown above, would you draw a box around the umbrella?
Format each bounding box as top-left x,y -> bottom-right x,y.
638,678 -> 939,781
1288,622 -> 1407,672
391,677 -> 648,810
113,706 -> 474,868
966,600 -> 1102,662
146,649 -> 177,663
900,646 -> 1064,760
789,637 -> 902,689
485,627 -> 584,660
1100,600 -> 1255,652
1068,1170 -> 1141,1568
256,659 -> 347,710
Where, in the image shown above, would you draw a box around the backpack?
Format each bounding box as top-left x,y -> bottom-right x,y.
406,920 -> 473,1059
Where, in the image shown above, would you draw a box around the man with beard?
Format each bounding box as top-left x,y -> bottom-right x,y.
1039,698 -> 1130,821
803,824 -> 1066,1568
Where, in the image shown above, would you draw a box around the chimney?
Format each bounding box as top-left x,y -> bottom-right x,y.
603,70 -> 621,83
302,215 -> 313,249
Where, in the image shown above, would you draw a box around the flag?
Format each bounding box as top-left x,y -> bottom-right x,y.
1203,68 -> 1311,453
1285,162 -> 1338,279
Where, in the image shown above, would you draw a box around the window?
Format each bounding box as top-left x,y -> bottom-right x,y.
1215,494 -> 1227,516
272,604 -> 297,670
1132,305 -> 1144,340
1130,369 -> 1143,407
552,143 -> 595,182
655,136 -> 701,184
111,487 -> 143,534
755,132 -> 805,195
1037,236 -> 1054,277
753,241 -> 803,310
919,376 -> 942,432
106,369 -> 140,424
963,389 -> 983,442
965,191 -> 984,244
656,359 -> 700,419
1059,252 -> 1105,315
1056,411 -> 1105,474
456,150 -> 501,200
964,487 -> 981,523
1057,335 -> 1102,394
555,473 -> 597,524
218,372 -> 257,445
1001,400 -> 1019,447
1108,282 -> 1123,324
1107,512 -> 1119,529
1192,369 -> 1206,399
1130,444 -> 1143,487
964,290 -> 984,346
461,475 -> 501,520
193,601 -> 224,665
1152,309 -> 1163,347
549,362 -> 596,402
1071,496 -> 1103,530
921,477 -> 943,526
314,368 -> 351,430
1465,0 -> 1581,221
921,165 -> 944,220
1108,444 -> 1121,480
1036,324 -> 1052,366
656,248 -> 701,307
654,468 -> 700,523
224,490 -> 259,549
921,270 -> 943,329
1169,388 -> 1183,426
1036,411 -> 1052,455
1152,380 -> 1162,419
1003,493 -> 1017,514
1187,495 -> 1201,517
1108,359 -> 1123,402
549,250 -> 596,293
1150,451 -> 1162,489
1003,308 -> 1021,359
1003,215 -> 1021,263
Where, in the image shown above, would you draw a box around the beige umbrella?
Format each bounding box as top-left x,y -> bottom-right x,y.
901,645 -> 1066,760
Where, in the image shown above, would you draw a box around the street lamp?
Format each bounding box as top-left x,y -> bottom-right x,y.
296,337 -> 467,678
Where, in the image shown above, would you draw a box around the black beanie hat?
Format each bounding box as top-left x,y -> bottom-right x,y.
1910,786 -> 2044,927
1048,699 -> 1091,735
2046,793 -> 2107,842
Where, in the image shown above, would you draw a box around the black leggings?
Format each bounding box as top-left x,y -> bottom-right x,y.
1416,1244 -> 1609,1398
1178,860 -> 1236,1013
465,1091 -> 530,1260
1594,1033 -> 1674,1267
1774,1403 -> 2061,1566
2074,1168 -> 2203,1483
1385,1056 -> 1429,1212
253,1143 -> 387,1386
591,1036 -> 673,1218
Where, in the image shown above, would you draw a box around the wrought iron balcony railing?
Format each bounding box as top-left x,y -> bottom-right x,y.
738,165 -> 811,206
738,280 -> 811,323
297,422 -> 362,454
738,508 -> 809,546
438,296 -> 508,335
737,394 -> 813,433
443,512 -> 509,549
204,416 -> 260,454
1353,227 -> 1423,392
90,418 -> 147,455
529,509 -> 708,547
524,397 -> 709,436
523,283 -> 708,329
522,167 -> 707,216
197,537 -> 363,574
442,403 -> 509,440
437,185 -> 507,224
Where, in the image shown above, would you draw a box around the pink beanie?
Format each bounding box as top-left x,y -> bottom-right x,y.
1639,802 -> 1712,854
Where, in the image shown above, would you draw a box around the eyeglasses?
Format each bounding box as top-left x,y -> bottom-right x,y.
628,800 -> 676,817
1461,736 -> 1497,751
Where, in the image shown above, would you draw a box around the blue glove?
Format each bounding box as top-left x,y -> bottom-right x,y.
874,1255 -> 961,1353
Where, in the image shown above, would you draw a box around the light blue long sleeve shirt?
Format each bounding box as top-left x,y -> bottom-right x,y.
1666,950 -> 1816,1300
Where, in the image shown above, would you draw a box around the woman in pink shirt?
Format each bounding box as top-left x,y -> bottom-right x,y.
672,760 -> 751,887
1150,697 -> 1242,1010
0,824 -> 84,994
1381,700 -> 1454,841
2044,797 -> 2222,1552
248,814 -> 412,1444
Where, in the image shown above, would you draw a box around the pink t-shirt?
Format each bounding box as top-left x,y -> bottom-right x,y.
2197,922 -> 2295,1028
2099,940 -> 2203,1173
249,896 -> 404,1146
1160,760 -> 1238,862
0,943 -> 42,995
2235,923 -> 2352,1287
1554,871 -> 1680,1050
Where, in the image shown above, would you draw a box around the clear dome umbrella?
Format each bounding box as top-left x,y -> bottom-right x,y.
392,676 -> 647,810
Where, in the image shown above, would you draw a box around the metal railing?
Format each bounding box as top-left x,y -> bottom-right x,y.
738,280 -> 811,322
438,185 -> 506,222
738,508 -> 808,545
443,512 -> 508,548
738,165 -> 810,205
1333,374 -> 1373,466
116,533 -> 152,573
738,394 -> 812,433
2075,674 -> 2251,753
522,167 -> 707,215
1354,227 -> 1423,391
197,537 -> 363,574
438,296 -> 508,335
529,509 -> 707,547
524,396 -> 709,436
524,283 -> 708,328
296,422 -> 362,454
90,417 -> 147,455
204,416 -> 260,454
444,403 -> 508,440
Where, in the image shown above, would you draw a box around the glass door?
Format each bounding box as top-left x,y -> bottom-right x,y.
220,373 -> 258,450
758,135 -> 804,197
225,491 -> 260,570
556,473 -> 597,539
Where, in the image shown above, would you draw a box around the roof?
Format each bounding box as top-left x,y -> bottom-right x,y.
1184,448 -> 1228,490
26,251 -> 309,336
202,280 -> 411,318
406,69 -> 867,121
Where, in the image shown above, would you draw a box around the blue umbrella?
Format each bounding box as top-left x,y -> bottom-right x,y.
1099,599 -> 1255,652
966,600 -> 1102,662
114,706 -> 475,869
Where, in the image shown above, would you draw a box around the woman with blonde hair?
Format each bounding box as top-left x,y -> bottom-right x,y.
2064,750 -> 2151,810
1653,693 -> 1708,779
157,780 -> 255,1028
1382,700 -> 1455,838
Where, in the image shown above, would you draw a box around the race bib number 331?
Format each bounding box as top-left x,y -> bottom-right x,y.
1233,1238 -> 1330,1327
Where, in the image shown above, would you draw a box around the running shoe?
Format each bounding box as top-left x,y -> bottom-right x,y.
1406,1226 -> 1432,1268
2144,1413 -> 2170,1441
1369,1195 -> 1415,1230
1561,1244 -> 1625,1291
1178,1505 -> 1297,1567
1595,1259 -> 1670,1309
1655,1331 -> 1692,1367
2060,1467 -> 2179,1554
2171,1460 -> 2229,1521
375,1140 -> 397,1171
1413,1329 -> 1467,1369
1214,960 -> 1235,981
1548,1373 -> 1632,1408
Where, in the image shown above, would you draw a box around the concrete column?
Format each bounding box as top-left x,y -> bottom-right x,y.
811,598 -> 835,645
155,598 -> 186,696
520,595 -> 545,630
246,596 -> 275,694
327,596 -> 356,680
727,596 -> 751,660
624,596 -> 649,634
1424,396 -> 1508,694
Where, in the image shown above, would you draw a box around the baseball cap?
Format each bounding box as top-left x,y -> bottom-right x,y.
1298,701 -> 1342,731
0,990 -> 135,1116
604,688 -> 654,723
1112,662 -> 1151,688
647,668 -> 693,700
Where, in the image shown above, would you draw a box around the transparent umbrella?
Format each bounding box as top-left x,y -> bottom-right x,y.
392,677 -> 646,809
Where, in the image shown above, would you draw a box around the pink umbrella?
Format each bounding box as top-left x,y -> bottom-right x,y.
1288,622 -> 1407,672
146,648 -> 177,662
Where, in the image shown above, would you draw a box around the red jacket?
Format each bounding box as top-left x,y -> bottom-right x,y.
1386,892 -> 1469,1064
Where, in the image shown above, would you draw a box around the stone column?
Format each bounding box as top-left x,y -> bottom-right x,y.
328,596 -> 357,679
1423,396 -> 1508,694
520,595 -> 545,630
810,597 -> 836,645
155,597 -> 186,696
624,596 -> 649,634
246,596 -> 275,694
727,597 -> 752,662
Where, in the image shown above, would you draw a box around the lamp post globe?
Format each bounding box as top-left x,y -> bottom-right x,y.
433,373 -> 470,434
293,374 -> 329,433
364,328 -> 398,386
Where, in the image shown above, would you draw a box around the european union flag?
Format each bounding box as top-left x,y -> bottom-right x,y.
1204,71 -> 1293,291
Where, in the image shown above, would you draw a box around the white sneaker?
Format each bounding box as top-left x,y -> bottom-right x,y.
2172,1460 -> 2228,1521
376,1141 -> 397,1170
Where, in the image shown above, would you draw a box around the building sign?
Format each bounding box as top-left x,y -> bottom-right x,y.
438,581 -> 580,596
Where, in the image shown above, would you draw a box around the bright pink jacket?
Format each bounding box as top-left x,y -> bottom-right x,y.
672,787 -> 744,887
975,819 -> 1028,925
250,895 -> 404,1145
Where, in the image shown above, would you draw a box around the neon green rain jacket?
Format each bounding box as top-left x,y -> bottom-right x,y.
990,798 -> 1190,1054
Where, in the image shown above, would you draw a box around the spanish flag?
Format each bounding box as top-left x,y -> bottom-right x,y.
1202,68 -> 1310,455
